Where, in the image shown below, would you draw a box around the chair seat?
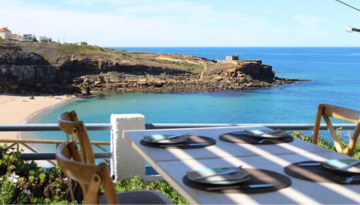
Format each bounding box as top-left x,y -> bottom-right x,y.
98,190 -> 172,204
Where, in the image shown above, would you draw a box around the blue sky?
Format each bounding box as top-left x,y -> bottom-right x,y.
1,0 -> 360,47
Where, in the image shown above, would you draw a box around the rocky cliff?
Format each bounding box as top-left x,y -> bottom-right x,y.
0,42 -> 302,95
0,43 -> 80,94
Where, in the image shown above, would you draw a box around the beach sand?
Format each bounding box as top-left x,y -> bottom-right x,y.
0,94 -> 69,140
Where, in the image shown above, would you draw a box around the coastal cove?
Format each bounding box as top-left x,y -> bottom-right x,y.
24,47 -> 360,153
0,42 -> 297,95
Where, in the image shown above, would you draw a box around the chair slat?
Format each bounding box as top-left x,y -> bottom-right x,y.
322,104 -> 360,123
84,173 -> 102,204
323,116 -> 343,153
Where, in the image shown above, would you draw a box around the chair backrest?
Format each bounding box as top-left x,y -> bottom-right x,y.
313,104 -> 360,156
58,111 -> 95,165
56,142 -> 119,204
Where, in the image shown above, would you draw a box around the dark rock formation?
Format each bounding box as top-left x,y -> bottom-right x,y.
58,58 -> 190,83
0,43 -> 80,94
73,61 -> 299,93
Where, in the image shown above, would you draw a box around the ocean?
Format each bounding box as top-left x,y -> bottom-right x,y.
26,47 -> 360,152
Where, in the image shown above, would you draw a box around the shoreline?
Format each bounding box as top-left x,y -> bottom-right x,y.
0,94 -> 72,143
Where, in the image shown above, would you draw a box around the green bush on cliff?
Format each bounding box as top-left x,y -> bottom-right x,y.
153,59 -> 204,74
57,44 -> 105,55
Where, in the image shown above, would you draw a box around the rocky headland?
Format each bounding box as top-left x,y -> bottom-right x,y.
0,41 -> 304,95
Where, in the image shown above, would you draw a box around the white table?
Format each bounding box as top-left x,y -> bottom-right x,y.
124,126 -> 360,204
156,152 -> 360,204
125,126 -> 331,167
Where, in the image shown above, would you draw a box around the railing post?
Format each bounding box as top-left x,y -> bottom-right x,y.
110,114 -> 145,181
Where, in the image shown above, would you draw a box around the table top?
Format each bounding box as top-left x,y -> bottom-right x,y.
124,126 -> 360,204
124,126 -> 330,168
156,152 -> 358,204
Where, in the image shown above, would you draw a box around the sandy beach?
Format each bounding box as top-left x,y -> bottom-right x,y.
0,94 -> 69,140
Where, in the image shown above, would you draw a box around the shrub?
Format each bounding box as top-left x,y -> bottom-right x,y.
0,144 -> 187,204
146,180 -> 188,204
0,145 -> 81,204
290,131 -> 360,160
113,176 -> 188,204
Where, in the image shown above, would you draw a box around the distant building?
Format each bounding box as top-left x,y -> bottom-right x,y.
39,36 -> 51,43
15,35 -> 24,41
23,34 -> 33,41
226,55 -> 239,61
0,27 -> 12,39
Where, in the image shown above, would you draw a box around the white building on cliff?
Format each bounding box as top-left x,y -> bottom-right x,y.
0,27 -> 12,39
226,55 -> 239,61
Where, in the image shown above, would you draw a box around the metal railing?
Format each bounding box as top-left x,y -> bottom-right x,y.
0,123 -> 355,131
0,123 -> 355,163
0,123 -> 112,165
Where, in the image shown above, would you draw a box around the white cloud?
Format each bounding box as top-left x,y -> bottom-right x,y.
294,14 -> 325,27
0,0 -> 356,47
0,0 -> 272,46
292,14 -> 329,40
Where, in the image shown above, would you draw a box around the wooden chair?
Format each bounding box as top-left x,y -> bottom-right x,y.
58,111 -> 95,165
313,104 -> 360,157
57,111 -> 172,204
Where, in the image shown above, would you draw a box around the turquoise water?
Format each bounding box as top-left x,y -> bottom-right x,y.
26,47 -> 360,152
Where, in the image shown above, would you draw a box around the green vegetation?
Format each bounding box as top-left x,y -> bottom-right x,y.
0,145 -> 77,204
111,49 -> 127,56
292,131 -> 335,150
290,131 -> 360,159
113,176 -> 188,205
0,132 -> 358,204
41,53 -> 50,62
0,144 -> 186,204
57,44 -> 106,55
152,59 -> 204,74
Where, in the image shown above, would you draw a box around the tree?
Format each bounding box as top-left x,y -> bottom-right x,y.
32,35 -> 38,42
